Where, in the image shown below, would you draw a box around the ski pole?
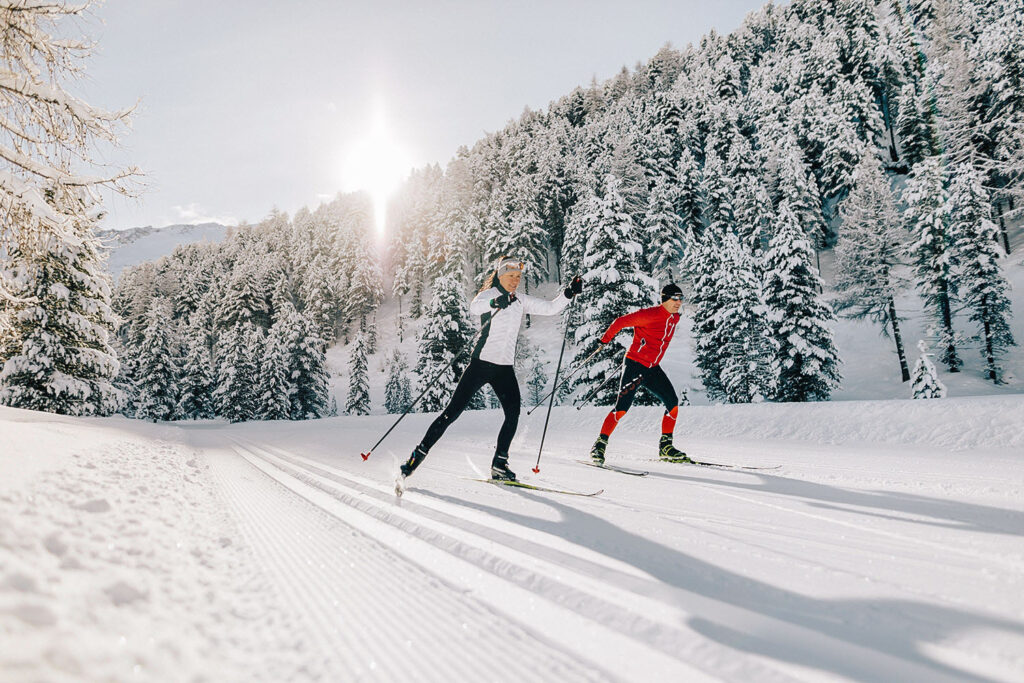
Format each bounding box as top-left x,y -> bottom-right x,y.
526,344 -> 603,416
575,366 -> 639,410
360,315 -> 494,461
531,318 -> 571,474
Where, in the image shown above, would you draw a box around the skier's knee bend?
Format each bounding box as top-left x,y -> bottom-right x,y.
665,404 -> 679,416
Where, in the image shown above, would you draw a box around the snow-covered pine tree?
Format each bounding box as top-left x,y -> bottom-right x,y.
834,155 -> 913,382
345,333 -> 371,416
716,234 -> 777,403
176,315 -> 216,419
911,340 -> 947,399
255,319 -> 292,420
415,271 -> 475,412
947,161 -> 1016,382
763,199 -> 841,402
903,154 -> 962,372
673,146 -> 703,240
644,175 -> 684,281
217,266 -> 268,331
383,349 -> 412,414
133,300 -> 180,422
0,190 -> 123,415
688,232 -> 728,402
214,322 -> 261,423
570,174 -> 654,404
775,132 -> 829,252
278,304 -> 332,420
527,357 -> 548,406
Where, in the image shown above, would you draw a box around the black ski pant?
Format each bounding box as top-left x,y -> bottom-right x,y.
418,359 -> 521,457
614,359 -> 678,414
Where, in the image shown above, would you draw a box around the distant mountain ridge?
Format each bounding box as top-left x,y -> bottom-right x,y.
97,222 -> 229,278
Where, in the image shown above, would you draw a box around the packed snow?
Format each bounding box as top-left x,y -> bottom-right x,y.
2,393 -> 1022,681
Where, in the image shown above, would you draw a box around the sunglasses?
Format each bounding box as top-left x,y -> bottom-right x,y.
667,295 -> 683,301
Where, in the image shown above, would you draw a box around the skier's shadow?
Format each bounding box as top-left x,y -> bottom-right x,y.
643,467 -> 1024,536
422,488 -> 1022,683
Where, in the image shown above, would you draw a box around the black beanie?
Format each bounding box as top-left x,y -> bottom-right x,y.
661,282 -> 683,302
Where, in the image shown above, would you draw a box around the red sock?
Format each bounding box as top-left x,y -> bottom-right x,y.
600,410 -> 626,437
662,406 -> 678,436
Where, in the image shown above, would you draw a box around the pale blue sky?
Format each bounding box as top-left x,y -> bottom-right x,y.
81,0 -> 770,230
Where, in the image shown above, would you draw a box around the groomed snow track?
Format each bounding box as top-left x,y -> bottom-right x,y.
199,434 -> 1014,682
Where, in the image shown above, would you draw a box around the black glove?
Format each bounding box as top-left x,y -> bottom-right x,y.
490,292 -> 516,309
564,275 -> 583,299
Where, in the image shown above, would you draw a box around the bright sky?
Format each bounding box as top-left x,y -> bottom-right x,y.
83,0 -> 769,231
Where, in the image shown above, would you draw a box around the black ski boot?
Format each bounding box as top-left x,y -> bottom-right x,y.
400,445 -> 428,478
590,435 -> 608,465
490,451 -> 517,481
659,435 -> 693,463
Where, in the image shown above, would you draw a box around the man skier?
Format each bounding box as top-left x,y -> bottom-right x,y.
400,256 -> 583,483
589,283 -> 692,465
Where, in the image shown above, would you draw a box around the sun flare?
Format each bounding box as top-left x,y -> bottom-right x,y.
340,103 -> 412,237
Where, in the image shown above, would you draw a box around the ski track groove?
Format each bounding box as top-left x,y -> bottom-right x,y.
236,437 -> 995,683
235,438 -> 793,682
211,437 -> 608,683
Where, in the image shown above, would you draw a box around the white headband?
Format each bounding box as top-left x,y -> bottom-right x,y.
495,258 -> 526,277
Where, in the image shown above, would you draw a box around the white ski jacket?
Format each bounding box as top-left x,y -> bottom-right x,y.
469,287 -> 570,366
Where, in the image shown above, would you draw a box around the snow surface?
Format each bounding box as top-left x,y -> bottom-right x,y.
97,223 -> 229,278
2,394 -> 1022,681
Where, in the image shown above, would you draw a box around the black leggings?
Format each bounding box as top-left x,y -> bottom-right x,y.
418,359 -> 521,455
614,359 -> 678,413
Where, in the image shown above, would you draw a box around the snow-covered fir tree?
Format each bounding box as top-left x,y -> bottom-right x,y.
214,322 -> 261,423
947,161 -> 1016,382
715,234 -> 777,403
834,155 -> 912,381
526,358 -> 548,406
0,193 -> 122,416
643,175 -> 684,281
383,349 -> 412,414
133,300 -> 180,422
256,320 -> 292,420
911,340 -> 947,399
278,304 -> 332,420
763,200 -> 841,402
176,315 -> 216,419
345,333 -> 371,416
903,155 -> 962,372
415,271 -> 475,412
571,175 -> 654,404
688,233 -> 728,402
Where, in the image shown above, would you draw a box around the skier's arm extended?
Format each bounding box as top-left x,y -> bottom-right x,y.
518,290 -> 570,316
600,308 -> 652,344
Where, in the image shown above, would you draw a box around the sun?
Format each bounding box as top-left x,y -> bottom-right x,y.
340,102 -> 412,237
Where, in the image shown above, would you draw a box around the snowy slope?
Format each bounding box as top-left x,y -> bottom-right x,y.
97,223 -> 229,278
2,399 -> 1022,681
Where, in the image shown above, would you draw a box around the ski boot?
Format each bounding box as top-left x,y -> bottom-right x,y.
400,445 -> 428,478
659,435 -> 693,464
490,451 -> 517,482
590,435 -> 608,465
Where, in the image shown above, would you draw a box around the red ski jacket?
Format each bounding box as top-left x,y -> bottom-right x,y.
600,305 -> 680,368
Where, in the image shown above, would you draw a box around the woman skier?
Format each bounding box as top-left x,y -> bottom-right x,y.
589,283 -> 692,465
400,256 -> 583,483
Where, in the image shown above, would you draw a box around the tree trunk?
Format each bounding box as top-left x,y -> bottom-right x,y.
982,295 -> 997,382
881,89 -> 899,162
997,201 -> 1012,255
938,278 -> 961,372
888,297 -> 911,382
